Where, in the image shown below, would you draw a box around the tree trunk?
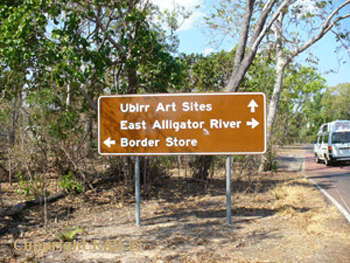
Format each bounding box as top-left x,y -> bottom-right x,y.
234,0 -> 255,67
259,12 -> 290,172
224,0 -> 283,92
66,83 -> 71,108
0,191 -> 66,217
281,112 -> 290,146
224,0 -> 256,92
266,60 -> 287,145
191,156 -> 213,181
127,67 -> 139,94
84,114 -> 93,153
0,179 -> 2,207
259,60 -> 288,171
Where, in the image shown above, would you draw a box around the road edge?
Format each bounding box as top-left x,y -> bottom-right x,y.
301,153 -> 350,223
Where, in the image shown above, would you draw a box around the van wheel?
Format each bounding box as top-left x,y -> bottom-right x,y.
324,156 -> 332,166
315,154 -> 321,163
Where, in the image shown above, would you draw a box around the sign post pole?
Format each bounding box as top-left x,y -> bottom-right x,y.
135,156 -> 141,227
226,156 -> 232,225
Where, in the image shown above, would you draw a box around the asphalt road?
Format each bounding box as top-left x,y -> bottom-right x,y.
304,145 -> 350,217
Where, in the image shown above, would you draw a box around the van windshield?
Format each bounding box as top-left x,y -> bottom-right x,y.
331,132 -> 350,144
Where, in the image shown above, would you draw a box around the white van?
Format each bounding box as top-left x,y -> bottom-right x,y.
314,120 -> 350,166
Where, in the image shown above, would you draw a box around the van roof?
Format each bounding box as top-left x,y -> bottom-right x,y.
318,120 -> 350,134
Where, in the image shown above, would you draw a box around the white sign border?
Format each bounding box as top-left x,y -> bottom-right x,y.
98,92 -> 267,156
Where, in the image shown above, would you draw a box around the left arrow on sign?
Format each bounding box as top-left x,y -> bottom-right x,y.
104,137 -> 116,148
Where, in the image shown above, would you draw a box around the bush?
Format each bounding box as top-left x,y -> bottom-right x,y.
58,172 -> 85,193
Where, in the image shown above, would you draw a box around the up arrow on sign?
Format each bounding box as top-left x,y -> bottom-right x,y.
248,99 -> 258,113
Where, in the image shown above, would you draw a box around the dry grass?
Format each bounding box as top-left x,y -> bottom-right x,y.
1,168 -> 350,263
272,179 -> 321,208
271,178 -> 341,236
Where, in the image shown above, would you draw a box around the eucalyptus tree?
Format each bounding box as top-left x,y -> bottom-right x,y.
303,82 -> 350,140
180,49 -> 276,179
320,83 -> 350,121
258,0 -> 350,170
204,0 -> 290,92
204,0 -> 350,170
0,0 -> 185,109
205,0 -> 350,91
0,0 -> 187,186
274,66 -> 326,145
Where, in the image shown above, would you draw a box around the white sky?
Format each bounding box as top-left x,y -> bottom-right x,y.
151,0 -> 204,31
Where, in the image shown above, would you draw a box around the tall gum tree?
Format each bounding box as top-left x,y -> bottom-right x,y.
274,66 -> 326,145
205,0 -> 290,91
0,0 -> 188,188
0,0 -> 185,111
259,0 -> 350,171
204,0 -> 350,171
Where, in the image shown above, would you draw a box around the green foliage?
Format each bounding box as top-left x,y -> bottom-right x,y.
58,226 -> 84,242
0,0 -> 185,105
274,65 -> 326,144
49,111 -> 81,140
15,172 -> 43,198
59,172 -> 85,193
320,83 -> 350,122
301,83 -> 350,138
0,0 -> 189,201
158,156 -> 173,168
25,88 -> 82,139
16,172 -> 33,196
180,48 -> 275,93
233,155 -> 246,163
184,50 -> 234,91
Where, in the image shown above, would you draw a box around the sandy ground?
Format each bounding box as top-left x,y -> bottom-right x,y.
1,146 -> 350,262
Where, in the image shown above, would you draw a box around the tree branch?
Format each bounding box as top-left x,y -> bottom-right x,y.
224,0 -> 290,92
234,0 -> 255,68
0,191 -> 66,217
78,84 -> 98,111
250,0 -> 290,52
92,12 -> 125,53
291,13 -> 350,58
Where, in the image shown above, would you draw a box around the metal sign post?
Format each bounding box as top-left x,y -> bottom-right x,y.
226,156 -> 232,225
135,156 -> 140,227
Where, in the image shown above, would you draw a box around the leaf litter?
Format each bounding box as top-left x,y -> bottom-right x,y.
1,155 -> 350,262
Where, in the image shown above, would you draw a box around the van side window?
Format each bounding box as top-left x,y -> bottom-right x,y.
322,125 -> 328,132
317,136 -> 320,144
322,134 -> 329,144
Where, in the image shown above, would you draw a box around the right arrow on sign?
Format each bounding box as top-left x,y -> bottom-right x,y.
247,118 -> 259,129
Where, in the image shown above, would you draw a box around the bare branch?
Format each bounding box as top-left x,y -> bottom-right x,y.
250,0 -> 291,52
93,15 -> 125,53
323,0 -> 350,28
78,84 -> 98,111
234,0 -> 255,67
225,0 -> 291,91
291,13 -> 350,58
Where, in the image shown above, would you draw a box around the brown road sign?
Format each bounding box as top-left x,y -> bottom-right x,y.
98,92 -> 266,155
